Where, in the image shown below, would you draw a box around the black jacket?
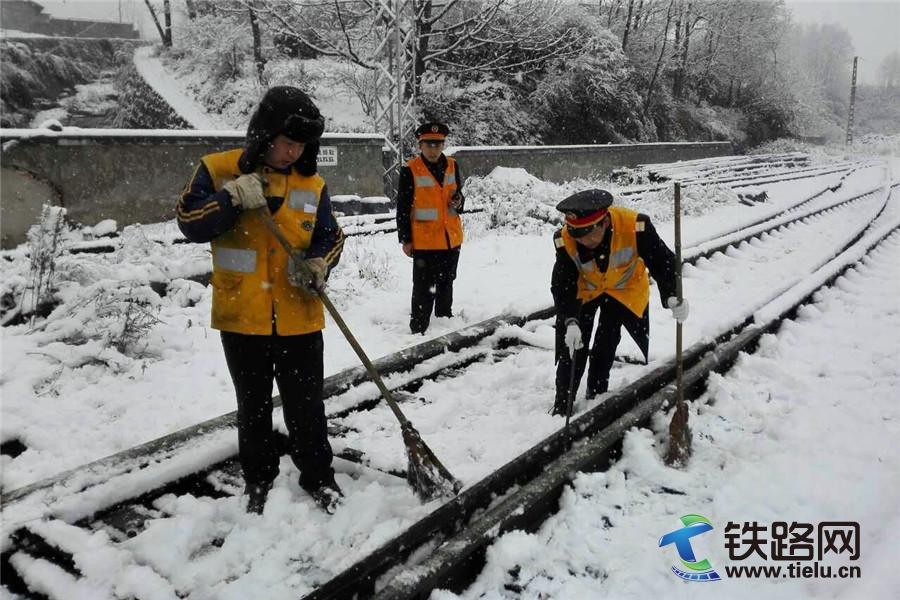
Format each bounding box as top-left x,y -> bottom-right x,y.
396,154 -> 465,245
551,213 -> 677,322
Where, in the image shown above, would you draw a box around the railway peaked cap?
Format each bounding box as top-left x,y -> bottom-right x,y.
416,122 -> 450,141
556,189 -> 614,237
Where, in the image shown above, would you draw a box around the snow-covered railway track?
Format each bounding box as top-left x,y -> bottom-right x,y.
370,218 -> 900,600
617,160 -> 863,201
2,171 -> 894,598
637,152 -> 810,180
302,182 -> 896,598
686,182 -> 886,262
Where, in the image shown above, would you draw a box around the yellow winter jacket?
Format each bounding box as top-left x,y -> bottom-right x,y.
203,149 -> 327,335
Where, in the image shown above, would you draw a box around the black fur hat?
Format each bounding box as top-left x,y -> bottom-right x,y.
238,86 -> 325,176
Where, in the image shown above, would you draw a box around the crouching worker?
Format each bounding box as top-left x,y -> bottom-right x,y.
550,189 -> 689,416
176,86 -> 345,514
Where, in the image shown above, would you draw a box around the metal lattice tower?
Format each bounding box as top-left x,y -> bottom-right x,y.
369,0 -> 418,197
846,56 -> 858,145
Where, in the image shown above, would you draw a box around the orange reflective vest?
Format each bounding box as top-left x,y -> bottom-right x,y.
408,155 -> 463,250
556,206 -> 650,318
202,148 -> 326,335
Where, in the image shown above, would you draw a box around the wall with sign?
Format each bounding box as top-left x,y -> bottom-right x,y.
0,131 -> 385,247
0,129 -> 734,247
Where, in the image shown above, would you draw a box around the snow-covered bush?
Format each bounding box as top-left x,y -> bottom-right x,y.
462,168 -> 568,239
25,206 -> 70,318
38,281 -> 163,361
0,38 -> 118,126
166,279 -> 206,309
114,60 -> 191,128
532,28 -> 647,144
418,76 -> 540,146
633,184 -> 741,222
164,9 -> 266,122
339,237 -> 397,291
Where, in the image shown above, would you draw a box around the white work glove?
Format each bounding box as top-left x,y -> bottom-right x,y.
289,257 -> 328,293
667,297 -> 690,323
223,173 -> 268,210
564,318 -> 583,357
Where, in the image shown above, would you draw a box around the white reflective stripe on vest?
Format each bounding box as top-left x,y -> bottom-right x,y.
288,189 -> 319,213
415,176 -> 436,188
444,173 -> 456,185
415,208 -> 439,221
614,260 -> 638,289
214,247 -> 257,273
576,258 -> 596,273
610,247 -> 634,267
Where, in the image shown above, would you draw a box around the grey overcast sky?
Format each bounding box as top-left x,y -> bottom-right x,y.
785,0 -> 899,84
37,0 -> 900,85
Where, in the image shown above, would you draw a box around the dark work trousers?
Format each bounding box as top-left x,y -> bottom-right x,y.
554,295 -> 639,408
220,330 -> 333,490
410,248 -> 461,334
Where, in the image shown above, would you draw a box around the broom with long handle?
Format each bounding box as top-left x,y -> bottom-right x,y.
256,207 -> 462,501
665,182 -> 692,466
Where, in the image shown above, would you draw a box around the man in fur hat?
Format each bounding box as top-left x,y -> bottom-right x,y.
396,122 -> 466,334
551,189 -> 689,416
177,86 -> 345,514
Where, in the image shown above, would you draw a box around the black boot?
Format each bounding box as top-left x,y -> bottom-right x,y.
551,391 -> 569,416
586,380 -> 609,400
303,477 -> 344,514
244,483 -> 270,515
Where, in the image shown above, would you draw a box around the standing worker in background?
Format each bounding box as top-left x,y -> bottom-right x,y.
551,189 -> 689,415
176,86 -> 345,514
396,122 -> 465,334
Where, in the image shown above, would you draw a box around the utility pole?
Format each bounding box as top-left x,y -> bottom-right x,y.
163,0 -> 172,47
846,56 -> 858,145
370,0 -> 417,198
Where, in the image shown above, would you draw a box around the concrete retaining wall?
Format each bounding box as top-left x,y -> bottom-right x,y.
0,131 -> 734,248
0,130 -> 386,247
447,141 -> 733,181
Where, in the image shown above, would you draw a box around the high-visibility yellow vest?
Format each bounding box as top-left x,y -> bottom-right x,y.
556,206 -> 650,317
408,155 -> 463,250
202,148 -> 326,335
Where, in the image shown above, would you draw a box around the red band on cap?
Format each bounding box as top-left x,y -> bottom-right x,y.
418,133 -> 446,141
566,208 -> 608,228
